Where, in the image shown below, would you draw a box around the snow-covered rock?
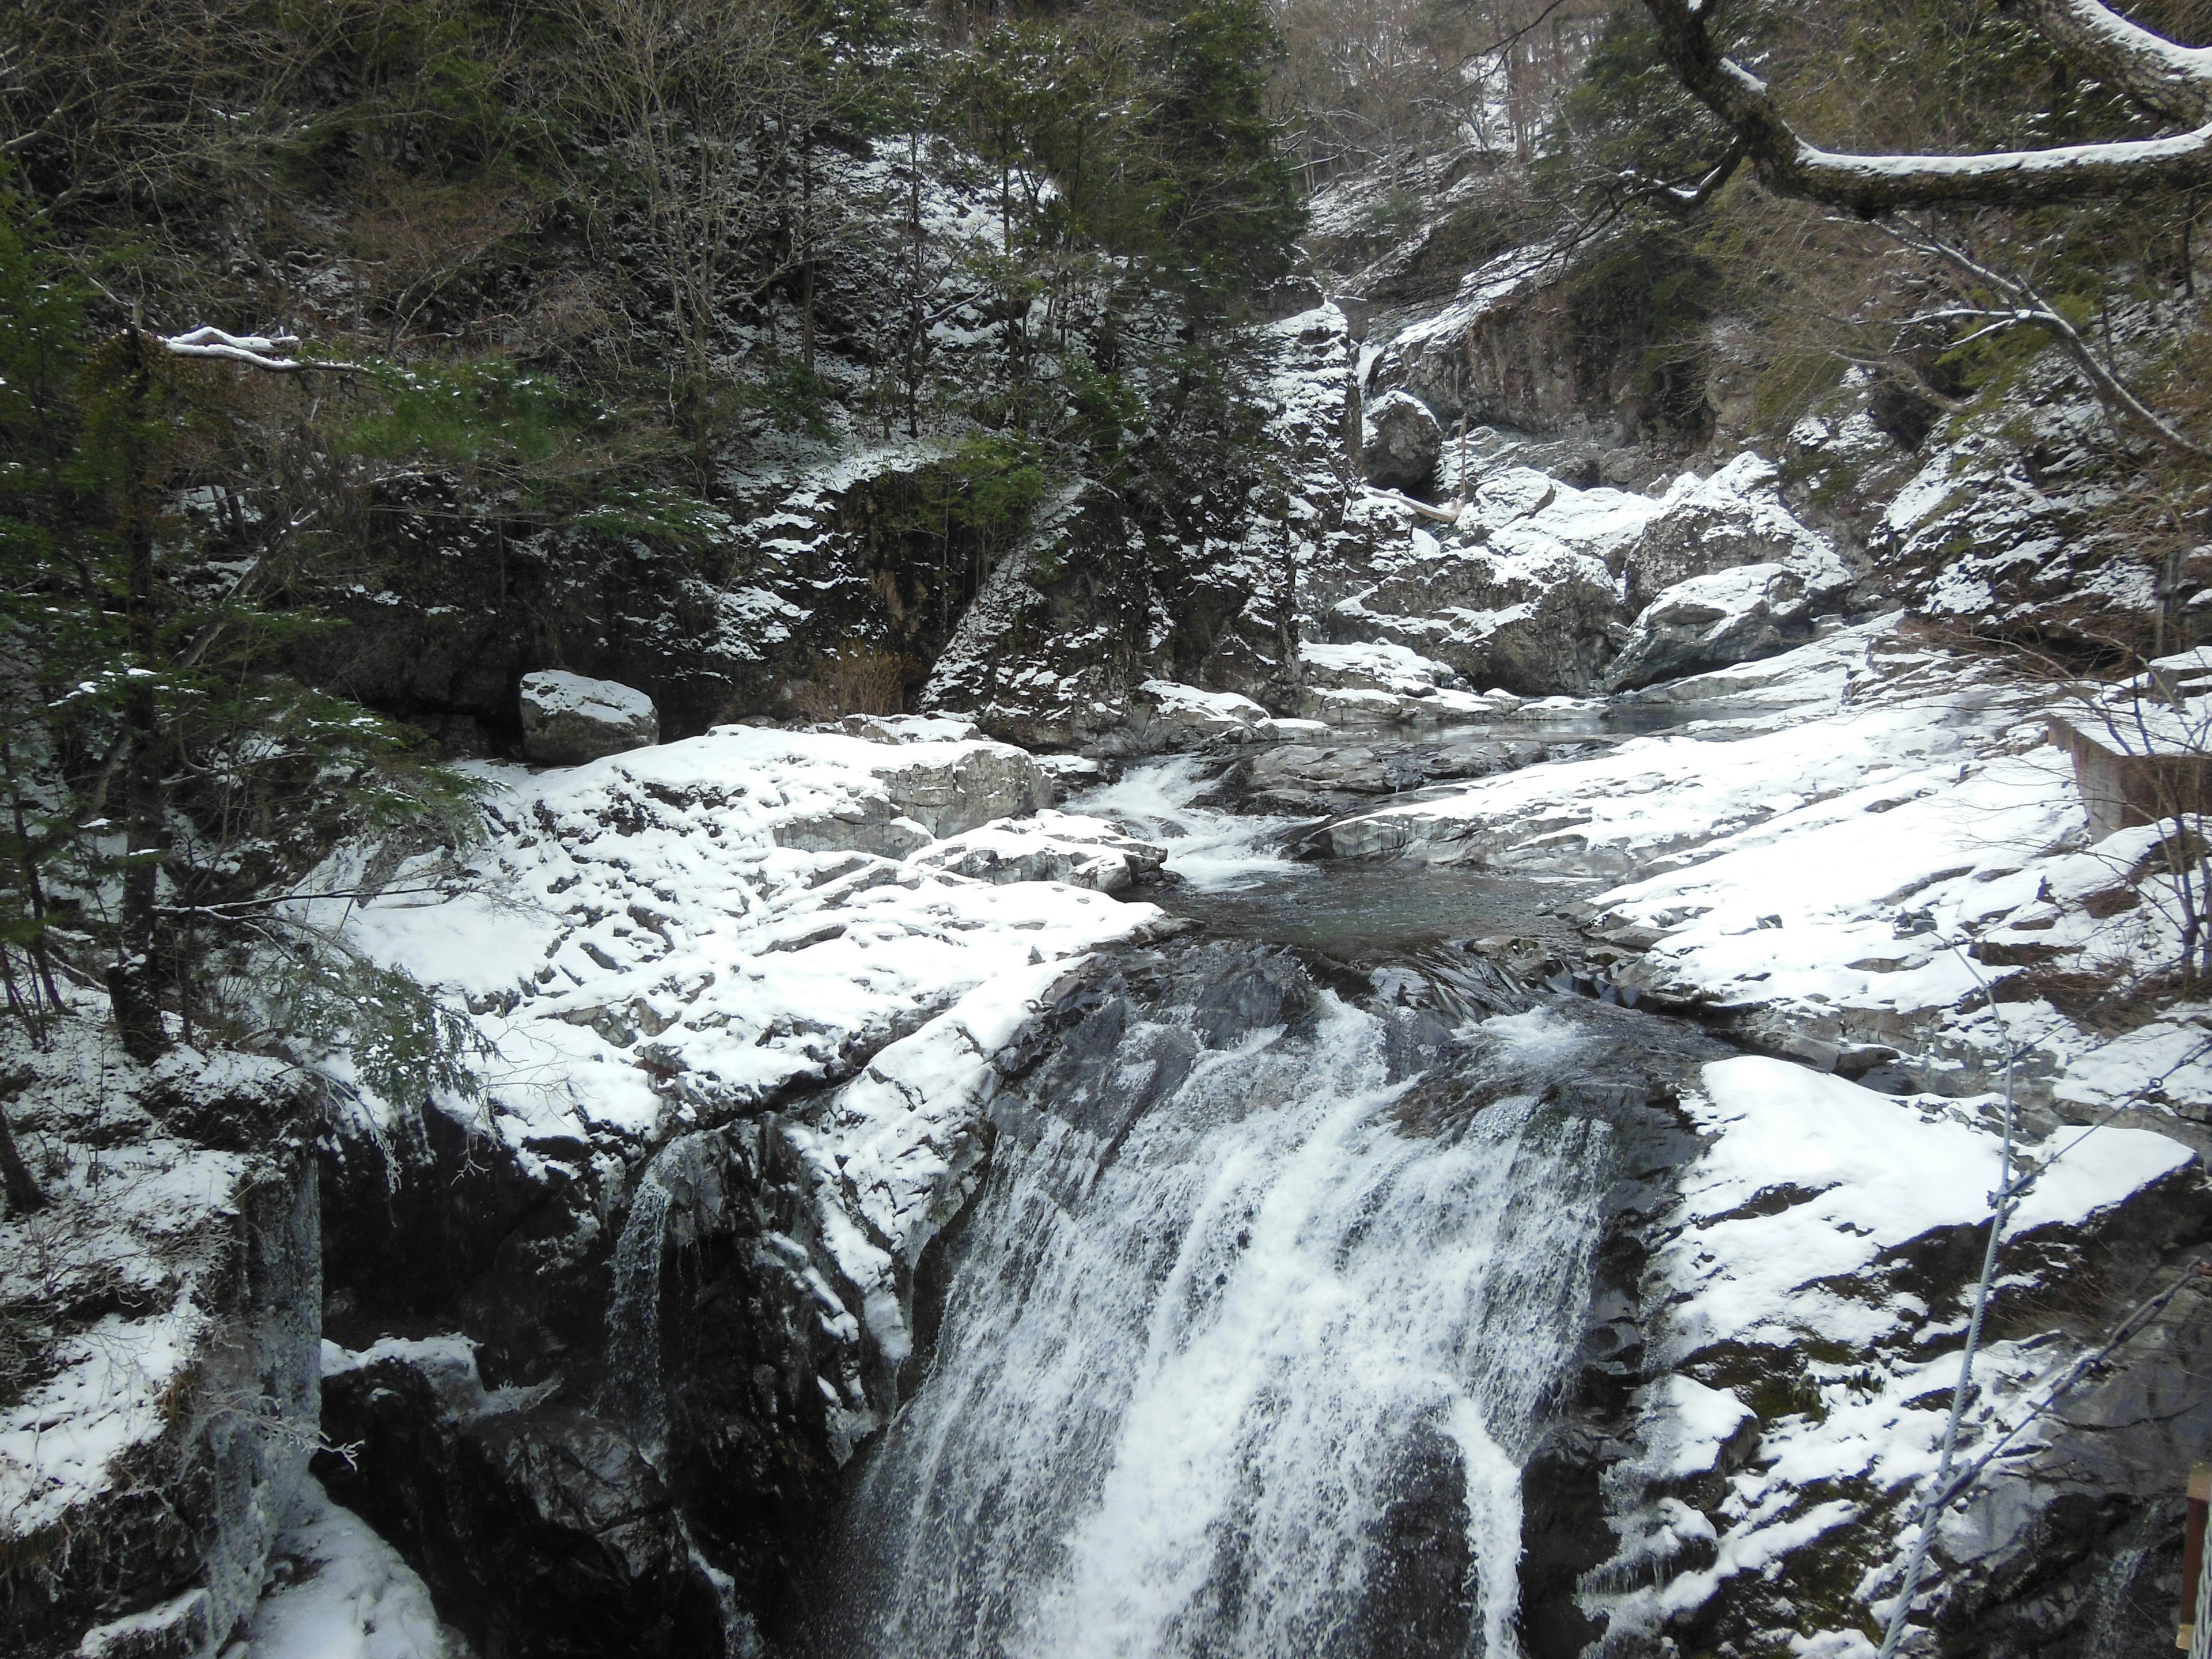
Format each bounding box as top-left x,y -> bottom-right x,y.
1587,1056 -> 2196,1653
1,1021 -> 320,1659
1119,680 -> 1273,750
1622,454 -> 1840,607
910,810 -> 1166,892
1300,639 -> 1462,696
1292,639 -> 1520,728
1604,559 -> 1853,692
1319,622 -> 2210,1109
236,1478 -> 468,1659
298,724 -> 1184,1647
518,670 -> 659,766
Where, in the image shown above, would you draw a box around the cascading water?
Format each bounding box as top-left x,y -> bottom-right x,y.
1073,755 -> 1312,892
604,1175 -> 672,1460
810,943 -> 1617,1659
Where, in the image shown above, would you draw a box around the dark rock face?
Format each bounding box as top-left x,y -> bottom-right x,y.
318,1356 -> 718,1659
1363,389 -> 1446,497
313,1065 -> 980,1657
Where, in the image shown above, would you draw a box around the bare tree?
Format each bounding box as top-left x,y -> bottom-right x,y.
554,0 -> 808,475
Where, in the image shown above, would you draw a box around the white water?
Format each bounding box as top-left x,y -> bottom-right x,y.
1073,757 -> 1309,892
827,993 -> 1612,1658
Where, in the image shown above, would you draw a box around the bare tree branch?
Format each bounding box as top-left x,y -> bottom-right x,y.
1877,221 -> 2212,457
1641,0 -> 2212,211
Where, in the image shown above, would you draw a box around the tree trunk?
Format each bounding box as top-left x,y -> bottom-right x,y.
0,1090 -> 46,1216
801,141 -> 817,375
109,326 -> 168,1065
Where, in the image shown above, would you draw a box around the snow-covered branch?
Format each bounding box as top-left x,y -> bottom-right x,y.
2011,0 -> 2212,126
1641,0 -> 2212,210
157,326 -> 359,374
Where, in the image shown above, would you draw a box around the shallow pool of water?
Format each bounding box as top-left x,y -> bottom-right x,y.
1073,755 -> 1595,957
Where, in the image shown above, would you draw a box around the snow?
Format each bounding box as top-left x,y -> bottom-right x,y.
1300,639 -> 1459,693
237,1478 -> 465,1659
310,725 -> 1169,1287
1323,619 -> 2207,1108
1138,680 -> 1268,725
0,1014 -> 270,1546
517,669 -> 656,724
1668,1056 -> 2190,1360
1594,1055 -> 2192,1645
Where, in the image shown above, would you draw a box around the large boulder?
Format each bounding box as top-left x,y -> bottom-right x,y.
1603,563 -> 1839,691
1334,532 -> 1626,695
1622,453 -> 1838,608
1361,390 -> 1446,496
520,672 -> 660,766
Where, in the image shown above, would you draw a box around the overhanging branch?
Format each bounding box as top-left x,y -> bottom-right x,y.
1642,0 -> 2212,211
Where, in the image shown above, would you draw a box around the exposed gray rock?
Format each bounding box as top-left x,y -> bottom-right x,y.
1603,562 -> 1831,691
877,743 -> 1052,836
1362,390 -> 1445,496
519,671 -> 660,766
1622,454 -> 1836,608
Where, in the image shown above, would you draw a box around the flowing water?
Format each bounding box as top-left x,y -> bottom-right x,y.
1073,758 -> 1593,956
806,745 -> 1699,1658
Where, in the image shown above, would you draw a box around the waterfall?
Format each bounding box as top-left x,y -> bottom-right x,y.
815,978 -> 1613,1659
603,1176 -> 672,1463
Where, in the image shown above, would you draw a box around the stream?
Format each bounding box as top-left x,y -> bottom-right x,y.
801,722 -> 1738,1659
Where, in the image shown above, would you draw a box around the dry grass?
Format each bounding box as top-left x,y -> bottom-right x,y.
788,646 -> 908,719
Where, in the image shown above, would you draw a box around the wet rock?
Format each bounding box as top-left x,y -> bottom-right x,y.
520,672 -> 660,767
1362,390 -> 1445,497
1248,743 -> 1396,801
1352,1422 -> 1475,1658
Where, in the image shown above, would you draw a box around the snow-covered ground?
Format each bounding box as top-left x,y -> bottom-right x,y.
315,722 -> 1172,1157
236,1477 -> 468,1659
